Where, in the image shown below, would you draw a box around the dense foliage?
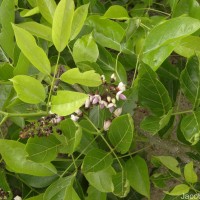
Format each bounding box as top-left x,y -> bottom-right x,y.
0,0 -> 200,199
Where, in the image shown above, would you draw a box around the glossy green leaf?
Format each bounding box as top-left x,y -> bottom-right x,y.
20,7 -> 39,17
97,46 -> 127,83
143,17 -> 200,54
73,34 -> 99,63
125,156 -> 150,198
82,148 -> 113,173
12,25 -> 51,75
0,63 -> 13,81
10,75 -> 45,104
85,167 -> 115,193
142,42 -> 179,70
44,175 -> 80,200
70,3 -> 89,40
27,0 -> 37,7
180,56 -> 200,108
0,139 -> 57,176
58,119 -> 82,154
140,109 -> 172,134
26,194 -> 44,200
0,0 -> 15,59
138,64 -> 172,116
14,52 -> 31,76
52,0 -> 74,52
184,161 -> 198,183
60,68 -> 101,87
103,5 -> 129,20
51,90 -> 88,116
174,36 -> 200,58
87,16 -> 125,51
37,0 -> 56,24
112,172 -> 130,197
85,186 -> 106,200
165,184 -> 190,196
152,156 -> 181,175
19,174 -> 58,188
108,114 -> 134,154
0,170 -> 11,196
17,22 -> 52,42
26,135 -> 61,163
180,110 -> 200,145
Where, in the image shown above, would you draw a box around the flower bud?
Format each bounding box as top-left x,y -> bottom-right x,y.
99,100 -> 108,109
85,98 -> 90,108
114,107 -> 122,117
103,120 -> 111,131
101,75 -> 106,83
14,196 -> 22,200
107,96 -> 111,102
92,95 -> 101,104
111,98 -> 116,104
70,114 -> 79,122
75,109 -> 82,116
107,103 -> 116,113
116,91 -> 126,101
117,82 -> 126,92
110,73 -> 116,82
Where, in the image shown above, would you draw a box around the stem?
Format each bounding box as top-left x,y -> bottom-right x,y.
47,52 -> 61,111
60,135 -> 99,177
131,54 -> 140,87
171,110 -> 193,115
0,110 -> 48,118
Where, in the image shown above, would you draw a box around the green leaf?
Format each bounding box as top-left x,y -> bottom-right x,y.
0,169 -> 12,196
36,0 -> 56,24
85,186 -> 106,200
73,34 -> 99,63
87,16 -> 125,51
108,114 -> 134,154
17,22 -> 52,42
0,139 -> 57,176
180,56 -> 200,108
180,110 -> 200,145
142,42 -> 179,70
58,119 -> 82,154
52,0 -> 74,52
60,68 -> 101,87
89,106 -> 111,129
13,52 -> 31,76
12,24 -> 51,75
0,0 -> 15,59
51,90 -> 88,116
138,64 -> 172,116
143,17 -> 200,54
19,174 -> 58,188
70,3 -> 89,41
85,167 -> 115,193
142,17 -> 200,69
125,156 -> 150,199
10,75 -> 46,104
184,161 -> 198,183
0,63 -> 13,81
102,5 -> 129,20
152,156 -> 181,175
82,148 -> 113,173
140,109 -> 172,134
174,36 -> 200,58
20,7 -> 39,17
97,46 -> 127,83
26,135 -> 61,163
165,184 -> 190,196
44,175 -> 80,200
112,172 -> 130,197
26,194 -> 44,200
